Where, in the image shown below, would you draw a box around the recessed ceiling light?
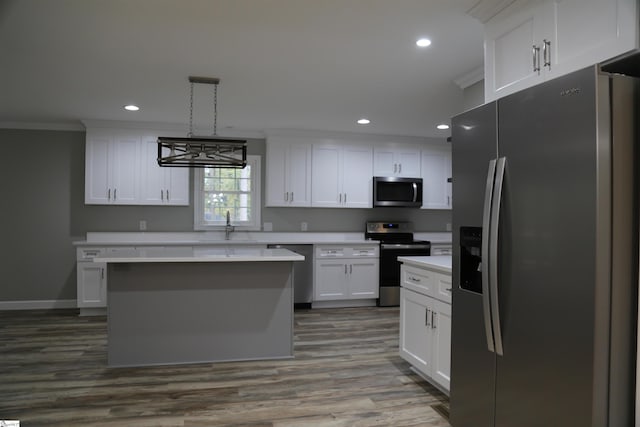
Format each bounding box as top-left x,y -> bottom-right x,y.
357,118 -> 371,125
416,38 -> 432,47
437,124 -> 450,130
124,105 -> 140,111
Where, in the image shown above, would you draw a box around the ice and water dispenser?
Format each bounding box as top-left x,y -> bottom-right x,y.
459,226 -> 483,294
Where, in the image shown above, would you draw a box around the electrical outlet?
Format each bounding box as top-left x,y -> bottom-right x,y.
446,222 -> 452,231
301,222 -> 308,231
139,220 -> 147,231
263,222 -> 273,231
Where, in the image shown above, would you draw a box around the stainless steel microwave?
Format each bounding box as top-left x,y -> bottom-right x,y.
373,176 -> 423,207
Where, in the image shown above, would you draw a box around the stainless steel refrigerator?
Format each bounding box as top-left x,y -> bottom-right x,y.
449,65 -> 638,427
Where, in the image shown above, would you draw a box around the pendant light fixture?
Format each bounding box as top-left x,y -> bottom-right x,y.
157,76 -> 247,168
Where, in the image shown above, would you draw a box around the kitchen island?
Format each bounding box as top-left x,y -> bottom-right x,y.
94,247 -> 304,367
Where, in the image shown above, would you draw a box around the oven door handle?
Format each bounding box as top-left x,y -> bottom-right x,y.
380,243 -> 431,250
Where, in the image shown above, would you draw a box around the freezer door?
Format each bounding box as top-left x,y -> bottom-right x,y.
449,102 -> 498,427
494,67 -> 603,427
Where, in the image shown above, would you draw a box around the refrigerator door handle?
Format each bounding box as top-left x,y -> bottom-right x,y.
482,159 -> 497,353
490,156 -> 507,356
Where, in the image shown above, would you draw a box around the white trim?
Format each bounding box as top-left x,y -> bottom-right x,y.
0,121 -> 85,131
82,119 -> 265,139
0,299 -> 77,310
453,67 -> 485,89
264,128 -> 434,144
466,0 -> 519,23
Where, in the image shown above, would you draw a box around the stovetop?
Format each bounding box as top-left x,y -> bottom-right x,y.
364,221 -> 427,244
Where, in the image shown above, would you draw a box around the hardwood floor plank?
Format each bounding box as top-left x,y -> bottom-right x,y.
0,307 -> 450,426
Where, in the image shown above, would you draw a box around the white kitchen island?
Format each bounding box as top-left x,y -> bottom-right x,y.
94,247 -> 304,367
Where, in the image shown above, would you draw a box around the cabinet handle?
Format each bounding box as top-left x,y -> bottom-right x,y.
101,268 -> 104,280
409,275 -> 421,283
114,188 -> 117,200
543,39 -> 551,69
161,190 -> 164,201
446,287 -> 452,292
339,193 -> 343,203
285,192 -> 289,202
398,163 -> 402,174
166,189 -> 170,201
344,193 -> 347,204
431,311 -> 436,329
394,163 -> 398,173
108,188 -> 111,201
344,265 -> 348,274
447,196 -> 451,206
426,308 -> 430,326
349,264 -> 352,274
290,192 -> 293,202
532,45 -> 541,73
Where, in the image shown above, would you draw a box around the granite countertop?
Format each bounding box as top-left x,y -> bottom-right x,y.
397,255 -> 452,274
74,231 -> 453,246
93,247 -> 305,263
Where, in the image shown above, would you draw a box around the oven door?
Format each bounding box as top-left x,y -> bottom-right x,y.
379,243 -> 431,306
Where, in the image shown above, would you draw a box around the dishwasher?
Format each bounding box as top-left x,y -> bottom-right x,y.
267,244 -> 314,307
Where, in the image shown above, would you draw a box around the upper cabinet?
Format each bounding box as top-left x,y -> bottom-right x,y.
85,129 -> 139,204
373,145 -> 421,178
265,138 -> 312,207
85,126 -> 189,206
140,135 -> 189,206
421,145 -> 452,210
484,0 -> 639,101
311,143 -> 372,208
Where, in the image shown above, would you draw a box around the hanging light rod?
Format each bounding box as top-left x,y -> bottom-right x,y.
157,75 -> 247,168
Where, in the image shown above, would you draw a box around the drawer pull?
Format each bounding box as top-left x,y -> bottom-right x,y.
408,276 -> 421,283
446,287 -> 452,292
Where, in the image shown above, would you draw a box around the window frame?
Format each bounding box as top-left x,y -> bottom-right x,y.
193,155 -> 261,231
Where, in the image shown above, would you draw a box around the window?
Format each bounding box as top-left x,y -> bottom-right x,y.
193,155 -> 261,230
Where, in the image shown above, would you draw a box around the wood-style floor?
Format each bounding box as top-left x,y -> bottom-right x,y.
0,307 -> 450,426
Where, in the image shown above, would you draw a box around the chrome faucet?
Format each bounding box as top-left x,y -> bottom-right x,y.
225,210 -> 235,240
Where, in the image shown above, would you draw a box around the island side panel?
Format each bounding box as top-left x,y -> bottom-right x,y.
107,261 -> 294,367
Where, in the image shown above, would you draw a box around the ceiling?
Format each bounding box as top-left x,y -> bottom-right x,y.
0,0 -> 484,138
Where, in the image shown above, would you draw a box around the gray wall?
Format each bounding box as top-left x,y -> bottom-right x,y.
0,128 -> 451,302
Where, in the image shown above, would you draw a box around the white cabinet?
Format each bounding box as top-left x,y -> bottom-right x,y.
265,138 -> 312,207
313,245 -> 379,303
140,135 -> 189,205
421,146 -> 452,210
311,144 -> 372,208
400,287 -> 451,392
85,130 -> 139,204
373,145 -> 421,177
399,261 -> 452,393
76,247 -> 108,313
484,0 -> 638,101
430,243 -> 453,256
85,127 -> 190,206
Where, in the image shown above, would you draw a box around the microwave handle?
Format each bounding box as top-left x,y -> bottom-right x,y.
412,182 -> 418,202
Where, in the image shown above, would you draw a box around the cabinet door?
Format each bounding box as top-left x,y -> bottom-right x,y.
265,140 -> 289,206
342,145 -> 372,208
421,146 -> 452,209
85,134 -> 111,204
163,166 -> 189,205
396,148 -> 421,177
373,147 -> 397,176
287,143 -> 312,207
314,260 -> 347,300
347,259 -> 379,298
311,145 -> 341,207
77,262 -> 107,308
399,287 -> 432,376
431,299 -> 452,392
484,3 -> 547,101
549,0 -> 638,79
109,135 -> 139,204
140,137 -> 165,204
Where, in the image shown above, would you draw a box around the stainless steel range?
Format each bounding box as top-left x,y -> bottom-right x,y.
365,221 -> 431,306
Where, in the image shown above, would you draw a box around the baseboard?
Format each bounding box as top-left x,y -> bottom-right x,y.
311,299 -> 377,309
0,299 -> 77,310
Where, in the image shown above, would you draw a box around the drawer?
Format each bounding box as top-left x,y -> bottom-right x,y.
431,247 -> 452,256
349,246 -> 379,257
433,271 -> 452,304
315,246 -> 346,258
401,264 -> 433,297
77,247 -> 105,260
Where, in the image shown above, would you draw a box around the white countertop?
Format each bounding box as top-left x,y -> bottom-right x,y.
93,247 -> 305,263
74,231 -> 452,246
398,255 -> 452,274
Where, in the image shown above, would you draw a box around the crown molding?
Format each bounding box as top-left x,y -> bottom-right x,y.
453,66 -> 485,89
467,0 -> 519,23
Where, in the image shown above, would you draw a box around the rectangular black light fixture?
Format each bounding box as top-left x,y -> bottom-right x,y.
157,136 -> 247,168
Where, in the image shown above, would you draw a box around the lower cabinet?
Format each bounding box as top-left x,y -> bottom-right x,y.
400,264 -> 452,393
77,261 -> 107,308
313,244 -> 379,305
